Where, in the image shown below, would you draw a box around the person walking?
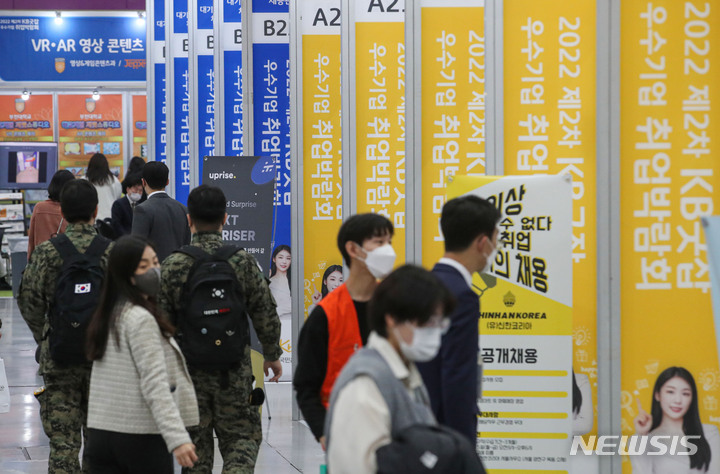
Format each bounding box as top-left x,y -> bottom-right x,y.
131,161 -> 191,262
416,195 -> 501,444
159,184 -> 282,473
85,153 -> 121,221
85,236 -> 198,473
18,180 -> 112,472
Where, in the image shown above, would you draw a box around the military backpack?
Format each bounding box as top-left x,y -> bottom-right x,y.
174,245 -> 250,370
48,233 -> 110,364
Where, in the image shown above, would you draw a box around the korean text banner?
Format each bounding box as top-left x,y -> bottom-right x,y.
193,0 -> 215,176
448,174 -> 572,472
620,2 -> 720,472
503,0 -> 599,455
301,0 -> 342,319
703,217 -> 720,370
58,94 -> 124,178
354,0 -> 406,264
171,0 -> 191,203
0,95 -> 54,142
0,16 -> 146,82
221,0 -> 243,155
132,95 -> 148,159
152,0 -> 167,163
420,0 -> 486,268
252,0 -> 291,250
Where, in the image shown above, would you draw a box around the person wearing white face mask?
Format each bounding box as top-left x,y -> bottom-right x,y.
325,265 -> 485,474
294,213 -> 395,449
111,171 -> 144,237
416,195 -> 501,444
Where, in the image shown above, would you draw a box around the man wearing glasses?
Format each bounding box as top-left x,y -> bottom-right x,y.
416,195 -> 501,444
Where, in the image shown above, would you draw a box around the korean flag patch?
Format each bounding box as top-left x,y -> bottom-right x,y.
74,283 -> 91,294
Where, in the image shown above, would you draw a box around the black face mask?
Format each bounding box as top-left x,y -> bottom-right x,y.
134,267 -> 161,297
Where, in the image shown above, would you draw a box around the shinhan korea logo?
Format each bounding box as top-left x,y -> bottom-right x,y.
74,283 -> 91,294
570,435 -> 700,456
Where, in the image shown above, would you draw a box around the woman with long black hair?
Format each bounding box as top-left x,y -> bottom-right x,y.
85,153 -> 121,220
632,366 -> 719,473
85,236 -> 198,473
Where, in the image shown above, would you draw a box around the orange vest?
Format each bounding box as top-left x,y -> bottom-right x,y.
318,283 -> 362,408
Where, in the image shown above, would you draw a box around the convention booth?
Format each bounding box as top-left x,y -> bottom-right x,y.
1,1 -> 720,473
0,11 -> 147,291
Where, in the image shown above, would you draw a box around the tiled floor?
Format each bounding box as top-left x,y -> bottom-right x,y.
0,298 -> 325,473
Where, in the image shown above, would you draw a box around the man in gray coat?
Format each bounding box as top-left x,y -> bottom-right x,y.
131,161 -> 191,262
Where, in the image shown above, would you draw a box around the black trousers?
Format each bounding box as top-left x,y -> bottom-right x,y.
86,428 -> 173,474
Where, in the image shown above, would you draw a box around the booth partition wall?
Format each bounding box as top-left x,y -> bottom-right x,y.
1,2 -> 719,473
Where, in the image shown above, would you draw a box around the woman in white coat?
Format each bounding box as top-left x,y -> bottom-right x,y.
85,236 -> 199,473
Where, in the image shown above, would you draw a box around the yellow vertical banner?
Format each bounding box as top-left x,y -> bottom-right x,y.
354,0 -> 406,263
301,0 -> 343,318
621,1 -> 720,472
449,174 -> 573,473
504,0 -> 599,449
420,0 -> 486,267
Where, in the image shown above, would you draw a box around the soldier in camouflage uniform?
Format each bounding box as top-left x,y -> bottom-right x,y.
18,179 -> 112,474
159,184 -> 282,474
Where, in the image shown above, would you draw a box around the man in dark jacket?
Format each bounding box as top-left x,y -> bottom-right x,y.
131,161 -> 190,262
416,195 -> 500,444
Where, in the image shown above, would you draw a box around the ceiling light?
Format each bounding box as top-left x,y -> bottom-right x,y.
54,11 -> 63,25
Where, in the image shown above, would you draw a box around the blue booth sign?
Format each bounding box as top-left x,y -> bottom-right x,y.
152,0 -> 168,163
252,0 -> 290,249
0,15 -> 146,82
195,0 -> 215,179
171,0 -> 191,203
223,0 -> 243,155
221,0 -> 243,156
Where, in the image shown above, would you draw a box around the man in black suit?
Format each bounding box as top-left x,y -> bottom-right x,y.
110,172 -> 144,238
416,195 -> 501,444
131,161 -> 191,262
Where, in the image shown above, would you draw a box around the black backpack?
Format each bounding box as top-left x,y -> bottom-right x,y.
48,234 -> 110,364
175,245 -> 250,370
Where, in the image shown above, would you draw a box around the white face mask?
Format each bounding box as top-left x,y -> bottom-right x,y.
480,239 -> 498,274
361,243 -> 396,279
395,325 -> 442,362
128,192 -> 142,203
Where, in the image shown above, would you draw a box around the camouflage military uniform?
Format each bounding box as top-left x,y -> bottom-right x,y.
17,223 -> 111,474
159,231 -> 282,474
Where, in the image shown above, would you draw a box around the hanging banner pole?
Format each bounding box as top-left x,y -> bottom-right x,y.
249,0 -> 291,251
166,0 -> 191,201
419,0 -> 487,268
352,0 -> 406,263
148,0 -> 168,164
189,0 -> 215,187
216,0 -> 244,157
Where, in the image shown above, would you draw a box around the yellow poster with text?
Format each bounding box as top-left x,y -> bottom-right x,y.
301,1 -> 343,318
421,0 -> 486,267
449,174 -> 573,473
355,0 -> 405,263
620,1 -> 720,472
504,2 -> 599,459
